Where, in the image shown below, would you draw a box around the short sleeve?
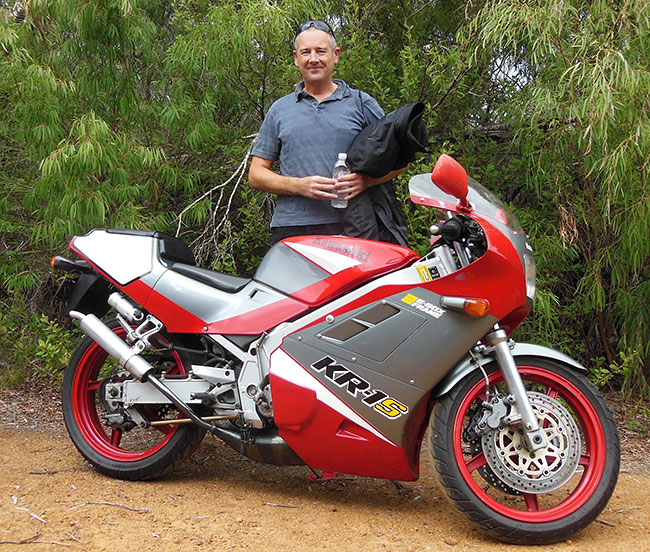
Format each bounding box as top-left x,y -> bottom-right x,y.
252,106 -> 280,161
360,92 -> 385,127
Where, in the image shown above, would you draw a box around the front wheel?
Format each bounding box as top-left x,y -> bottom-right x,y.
430,357 -> 619,543
62,317 -> 207,480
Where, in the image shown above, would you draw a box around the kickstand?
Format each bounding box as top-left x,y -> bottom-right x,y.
308,467 -> 338,481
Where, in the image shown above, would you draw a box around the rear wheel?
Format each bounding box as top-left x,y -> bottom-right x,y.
62,317 -> 206,480
430,357 -> 619,543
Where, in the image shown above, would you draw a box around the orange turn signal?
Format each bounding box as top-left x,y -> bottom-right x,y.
440,296 -> 490,317
463,298 -> 490,317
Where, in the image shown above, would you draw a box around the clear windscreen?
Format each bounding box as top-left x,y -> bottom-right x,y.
409,173 -> 524,232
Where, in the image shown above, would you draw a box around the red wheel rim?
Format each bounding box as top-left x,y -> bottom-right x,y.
71,327 -> 183,462
452,365 -> 607,522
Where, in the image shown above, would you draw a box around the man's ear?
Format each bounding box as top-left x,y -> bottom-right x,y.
333,47 -> 340,64
293,50 -> 299,67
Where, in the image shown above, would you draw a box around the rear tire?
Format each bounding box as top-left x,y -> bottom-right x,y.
430,357 -> 619,543
62,317 -> 206,480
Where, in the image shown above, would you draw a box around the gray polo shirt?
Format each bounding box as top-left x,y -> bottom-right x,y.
252,79 -> 384,227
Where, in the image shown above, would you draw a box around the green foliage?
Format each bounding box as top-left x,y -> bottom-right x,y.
0,0 -> 648,401
0,305 -> 78,387
463,0 -> 650,396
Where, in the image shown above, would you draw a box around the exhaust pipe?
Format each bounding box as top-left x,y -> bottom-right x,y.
68,310 -> 219,433
69,311 -> 153,380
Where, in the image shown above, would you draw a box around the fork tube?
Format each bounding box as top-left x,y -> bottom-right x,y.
486,328 -> 547,452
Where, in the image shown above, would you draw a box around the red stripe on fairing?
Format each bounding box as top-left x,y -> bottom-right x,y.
135,282 -> 309,334
119,281 -> 206,332
205,297 -> 309,334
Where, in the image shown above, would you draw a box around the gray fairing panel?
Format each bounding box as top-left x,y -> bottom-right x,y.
282,286 -> 498,446
254,242 -> 330,296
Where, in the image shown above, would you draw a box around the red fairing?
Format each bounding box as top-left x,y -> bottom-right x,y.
425,213 -> 527,320
282,236 -> 419,306
204,298 -> 309,335
270,349 -> 416,480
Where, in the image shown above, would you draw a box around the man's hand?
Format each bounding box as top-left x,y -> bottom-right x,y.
298,175 -> 338,200
250,156 -> 339,199
334,172 -> 374,200
333,166 -> 410,200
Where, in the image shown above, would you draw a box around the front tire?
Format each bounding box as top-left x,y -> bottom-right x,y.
430,357 -> 619,543
62,317 -> 206,480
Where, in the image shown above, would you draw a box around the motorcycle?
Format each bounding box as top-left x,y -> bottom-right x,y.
52,154 -> 619,543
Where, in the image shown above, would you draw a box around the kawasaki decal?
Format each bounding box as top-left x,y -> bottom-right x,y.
311,357 -> 409,419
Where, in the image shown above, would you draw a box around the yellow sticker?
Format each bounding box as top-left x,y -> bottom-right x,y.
417,265 -> 432,283
401,293 -> 419,305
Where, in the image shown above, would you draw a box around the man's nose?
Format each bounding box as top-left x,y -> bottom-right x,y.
309,51 -> 319,63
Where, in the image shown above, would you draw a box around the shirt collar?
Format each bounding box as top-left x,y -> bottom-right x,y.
294,79 -> 350,102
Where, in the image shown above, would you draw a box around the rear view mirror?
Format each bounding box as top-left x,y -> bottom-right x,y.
431,154 -> 471,210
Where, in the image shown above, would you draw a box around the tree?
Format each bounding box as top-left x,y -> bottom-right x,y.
464,0 -> 650,395
0,0 -> 647,401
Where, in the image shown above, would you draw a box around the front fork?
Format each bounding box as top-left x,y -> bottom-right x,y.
485,328 -> 547,452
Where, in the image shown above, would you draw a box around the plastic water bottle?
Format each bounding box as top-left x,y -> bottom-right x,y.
331,153 -> 350,209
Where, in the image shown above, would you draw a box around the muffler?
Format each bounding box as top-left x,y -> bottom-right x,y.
68,310 -> 219,433
69,311 -> 153,380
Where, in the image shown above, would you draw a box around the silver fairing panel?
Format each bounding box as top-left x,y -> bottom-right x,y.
149,268 -> 290,326
73,229 -> 292,328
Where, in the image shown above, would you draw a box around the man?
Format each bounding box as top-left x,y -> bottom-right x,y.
249,20 -> 405,243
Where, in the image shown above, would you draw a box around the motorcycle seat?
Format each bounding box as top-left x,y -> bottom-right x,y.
167,262 -> 251,293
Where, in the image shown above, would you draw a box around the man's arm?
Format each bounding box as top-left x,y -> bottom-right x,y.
249,156 -> 338,200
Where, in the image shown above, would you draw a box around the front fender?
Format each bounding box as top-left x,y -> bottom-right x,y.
431,343 -> 587,399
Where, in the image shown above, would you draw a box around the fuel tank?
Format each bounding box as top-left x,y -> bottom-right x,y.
254,236 -> 419,307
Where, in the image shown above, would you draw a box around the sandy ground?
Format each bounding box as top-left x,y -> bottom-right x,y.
0,383 -> 648,552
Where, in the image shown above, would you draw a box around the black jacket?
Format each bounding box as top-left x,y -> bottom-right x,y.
341,102 -> 429,246
347,102 -> 429,178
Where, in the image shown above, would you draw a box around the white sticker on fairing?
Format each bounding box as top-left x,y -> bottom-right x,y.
284,242 -> 361,275
73,230 -> 154,285
401,293 -> 446,318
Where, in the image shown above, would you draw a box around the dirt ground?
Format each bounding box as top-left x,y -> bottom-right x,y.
0,381 -> 648,552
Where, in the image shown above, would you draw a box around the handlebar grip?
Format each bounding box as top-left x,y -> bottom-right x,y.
430,218 -> 464,241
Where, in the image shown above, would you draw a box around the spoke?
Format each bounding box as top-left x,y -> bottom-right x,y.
110,429 -> 123,447
523,492 -> 540,512
466,451 -> 487,473
155,423 -> 174,436
87,380 -> 102,392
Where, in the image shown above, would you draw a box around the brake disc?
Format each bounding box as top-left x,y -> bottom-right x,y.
481,391 -> 581,494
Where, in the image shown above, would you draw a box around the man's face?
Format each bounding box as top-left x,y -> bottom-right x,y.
293,28 -> 340,87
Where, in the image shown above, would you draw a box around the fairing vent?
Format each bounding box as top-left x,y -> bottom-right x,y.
321,303 -> 399,343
